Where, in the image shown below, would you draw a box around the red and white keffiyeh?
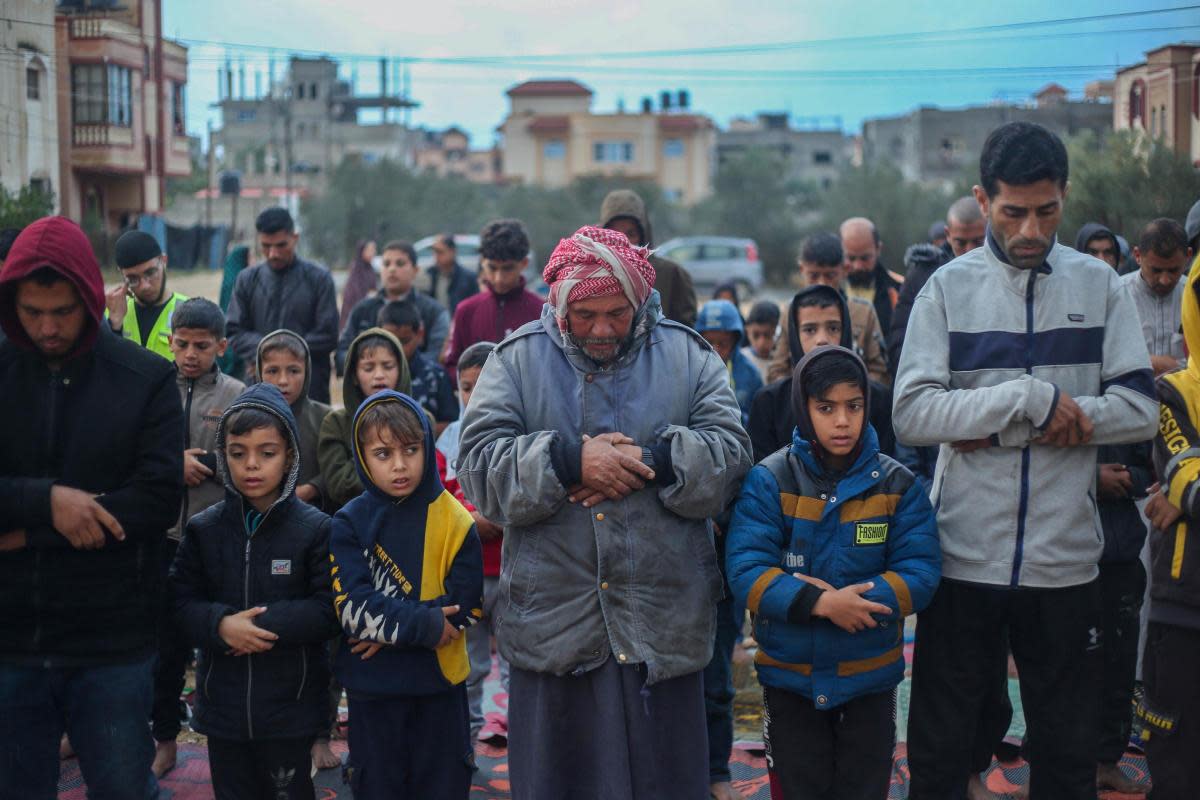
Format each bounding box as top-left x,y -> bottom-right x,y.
542,226 -> 656,332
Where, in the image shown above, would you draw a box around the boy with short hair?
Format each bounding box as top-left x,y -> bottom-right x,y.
154,298 -> 245,776
329,390 -> 483,800
443,219 -> 543,377
378,301 -> 457,436
319,328 -> 411,511
743,300 -> 781,383
697,299 -> 763,427
337,240 -> 449,374
256,331 -> 329,509
727,346 -> 940,799
171,383 -> 340,799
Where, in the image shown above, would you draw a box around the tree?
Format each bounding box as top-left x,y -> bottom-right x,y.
0,184 -> 55,231
1062,131 -> 1200,243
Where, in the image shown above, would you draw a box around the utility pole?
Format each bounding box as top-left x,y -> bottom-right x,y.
205,119 -> 213,229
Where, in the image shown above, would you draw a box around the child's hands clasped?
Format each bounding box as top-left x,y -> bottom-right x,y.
436,604 -> 464,649
809,581 -> 893,634
219,606 -> 279,655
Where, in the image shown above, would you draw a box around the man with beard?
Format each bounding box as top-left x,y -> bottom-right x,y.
840,216 -> 903,341
106,230 -> 188,361
1122,218 -> 1192,376
458,226 -> 750,800
895,121 -> 1157,800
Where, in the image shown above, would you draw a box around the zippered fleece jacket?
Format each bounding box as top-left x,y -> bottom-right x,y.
893,232 -> 1157,589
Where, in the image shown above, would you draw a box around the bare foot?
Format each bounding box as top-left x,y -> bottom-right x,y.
151,739 -> 177,778
1097,762 -> 1147,795
966,773 -> 1004,800
59,734 -> 74,760
710,781 -> 744,800
311,739 -> 340,770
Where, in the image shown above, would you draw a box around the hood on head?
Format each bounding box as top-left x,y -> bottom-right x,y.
350,389 -> 442,506
0,216 -> 104,358
256,329 -> 313,405
785,284 -> 853,367
214,382 -> 302,505
599,189 -> 653,247
1075,223 -> 1118,261
696,299 -> 744,336
341,326 -> 411,412
790,345 -> 870,467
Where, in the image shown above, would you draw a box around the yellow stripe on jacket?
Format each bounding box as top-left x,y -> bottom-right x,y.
421,491 -> 479,685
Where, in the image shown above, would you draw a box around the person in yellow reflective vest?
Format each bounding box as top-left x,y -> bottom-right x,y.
105,230 -> 187,361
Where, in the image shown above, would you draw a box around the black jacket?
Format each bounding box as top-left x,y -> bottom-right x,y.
226,257 -> 340,404
1097,441 -> 1153,564
0,217 -> 183,666
865,261 -> 903,340
172,383 -> 339,741
335,288 -> 449,374
747,285 -> 894,464
425,262 -> 478,315
887,244 -> 950,378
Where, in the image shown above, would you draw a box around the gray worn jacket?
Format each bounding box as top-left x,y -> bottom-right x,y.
458,300 -> 751,684
893,234 -> 1157,589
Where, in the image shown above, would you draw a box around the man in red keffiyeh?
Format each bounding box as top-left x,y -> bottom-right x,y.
456,225 -> 752,800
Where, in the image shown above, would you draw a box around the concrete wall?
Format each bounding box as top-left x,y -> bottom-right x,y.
0,0 -> 60,207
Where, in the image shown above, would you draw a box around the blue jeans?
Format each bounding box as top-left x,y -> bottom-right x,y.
703,591 -> 740,783
0,656 -> 159,800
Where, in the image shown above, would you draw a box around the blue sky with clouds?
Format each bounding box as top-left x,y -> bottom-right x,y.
164,0 -> 1199,147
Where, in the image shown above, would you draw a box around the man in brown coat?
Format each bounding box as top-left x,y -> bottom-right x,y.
600,189 -> 698,328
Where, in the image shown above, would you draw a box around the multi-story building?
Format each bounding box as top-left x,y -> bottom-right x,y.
1114,43 -> 1200,167
54,0 -> 190,234
213,56 -> 419,194
1,1 -> 60,207
414,126 -> 501,185
861,85 -> 1112,186
717,113 -> 850,190
498,80 -> 716,204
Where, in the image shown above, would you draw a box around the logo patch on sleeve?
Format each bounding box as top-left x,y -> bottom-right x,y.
855,523 -> 888,545
271,559 -> 292,575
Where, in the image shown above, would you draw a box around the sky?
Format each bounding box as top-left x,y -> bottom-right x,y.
163,0 -> 1200,148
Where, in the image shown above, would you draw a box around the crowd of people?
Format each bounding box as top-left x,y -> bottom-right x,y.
0,119 -> 1198,800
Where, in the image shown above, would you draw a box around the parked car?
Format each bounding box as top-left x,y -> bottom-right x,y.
413,234 -> 481,272
654,236 -> 764,297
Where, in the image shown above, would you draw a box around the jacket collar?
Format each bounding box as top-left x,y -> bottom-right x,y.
177,361 -> 223,389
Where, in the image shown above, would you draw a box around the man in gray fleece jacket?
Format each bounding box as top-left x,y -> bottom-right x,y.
894,122 -> 1158,800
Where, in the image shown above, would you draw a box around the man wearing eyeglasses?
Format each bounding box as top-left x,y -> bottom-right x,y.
105,230 -> 187,361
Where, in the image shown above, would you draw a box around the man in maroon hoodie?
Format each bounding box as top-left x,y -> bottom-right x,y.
443,219 -> 544,379
0,216 -> 182,798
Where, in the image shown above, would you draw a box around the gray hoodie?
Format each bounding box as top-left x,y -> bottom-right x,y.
893,232 -> 1157,588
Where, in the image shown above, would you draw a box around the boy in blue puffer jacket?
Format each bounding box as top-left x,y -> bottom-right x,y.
329,390 -> 483,800
727,346 -> 940,799
697,298 -> 763,427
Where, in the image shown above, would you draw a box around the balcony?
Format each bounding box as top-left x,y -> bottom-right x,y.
73,124 -> 134,147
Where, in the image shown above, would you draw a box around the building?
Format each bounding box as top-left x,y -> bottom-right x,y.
1,1 -> 60,207
498,80 -> 716,204
213,56 -> 419,194
414,126 -> 501,184
861,86 -> 1112,186
718,113 -> 850,190
53,0 -> 190,234
1114,43 -> 1200,167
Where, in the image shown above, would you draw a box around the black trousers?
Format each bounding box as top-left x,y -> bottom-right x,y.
762,685 -> 895,800
907,578 -> 1101,800
1142,622 -> 1200,800
346,685 -> 472,800
152,537 -> 191,742
207,736 -> 315,800
1097,560 -> 1146,764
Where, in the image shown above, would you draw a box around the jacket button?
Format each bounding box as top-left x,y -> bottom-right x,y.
817,694 -> 828,706
618,652 -> 627,662
820,494 -> 827,500
830,496 -> 837,503
601,581 -> 609,590
871,471 -> 880,478
596,513 -> 605,521
585,374 -> 594,383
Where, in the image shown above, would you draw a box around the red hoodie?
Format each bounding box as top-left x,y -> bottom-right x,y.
443,278 -> 544,378
0,216 -> 104,359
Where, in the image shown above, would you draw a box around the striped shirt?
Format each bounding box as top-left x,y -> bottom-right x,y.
1122,270 -> 1186,360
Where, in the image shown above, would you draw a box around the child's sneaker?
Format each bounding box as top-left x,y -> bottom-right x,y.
478,715 -> 508,745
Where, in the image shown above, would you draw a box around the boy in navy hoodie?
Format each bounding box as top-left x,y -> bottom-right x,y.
171,383 -> 340,799
329,390 -> 483,800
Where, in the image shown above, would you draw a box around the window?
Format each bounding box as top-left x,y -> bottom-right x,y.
813,150 -> 832,165
29,177 -> 50,196
310,83 -> 318,99
1193,63 -> 1199,121
1129,80 -> 1146,128
703,245 -> 740,261
594,141 -> 634,163
171,82 -> 185,135
26,67 -> 39,101
106,65 -> 132,126
72,64 -> 105,124
236,109 -> 256,123
296,84 -> 305,99
663,188 -> 682,202
1151,107 -> 1157,136
663,138 -> 684,158
1161,104 -> 1168,136
543,139 -> 565,159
